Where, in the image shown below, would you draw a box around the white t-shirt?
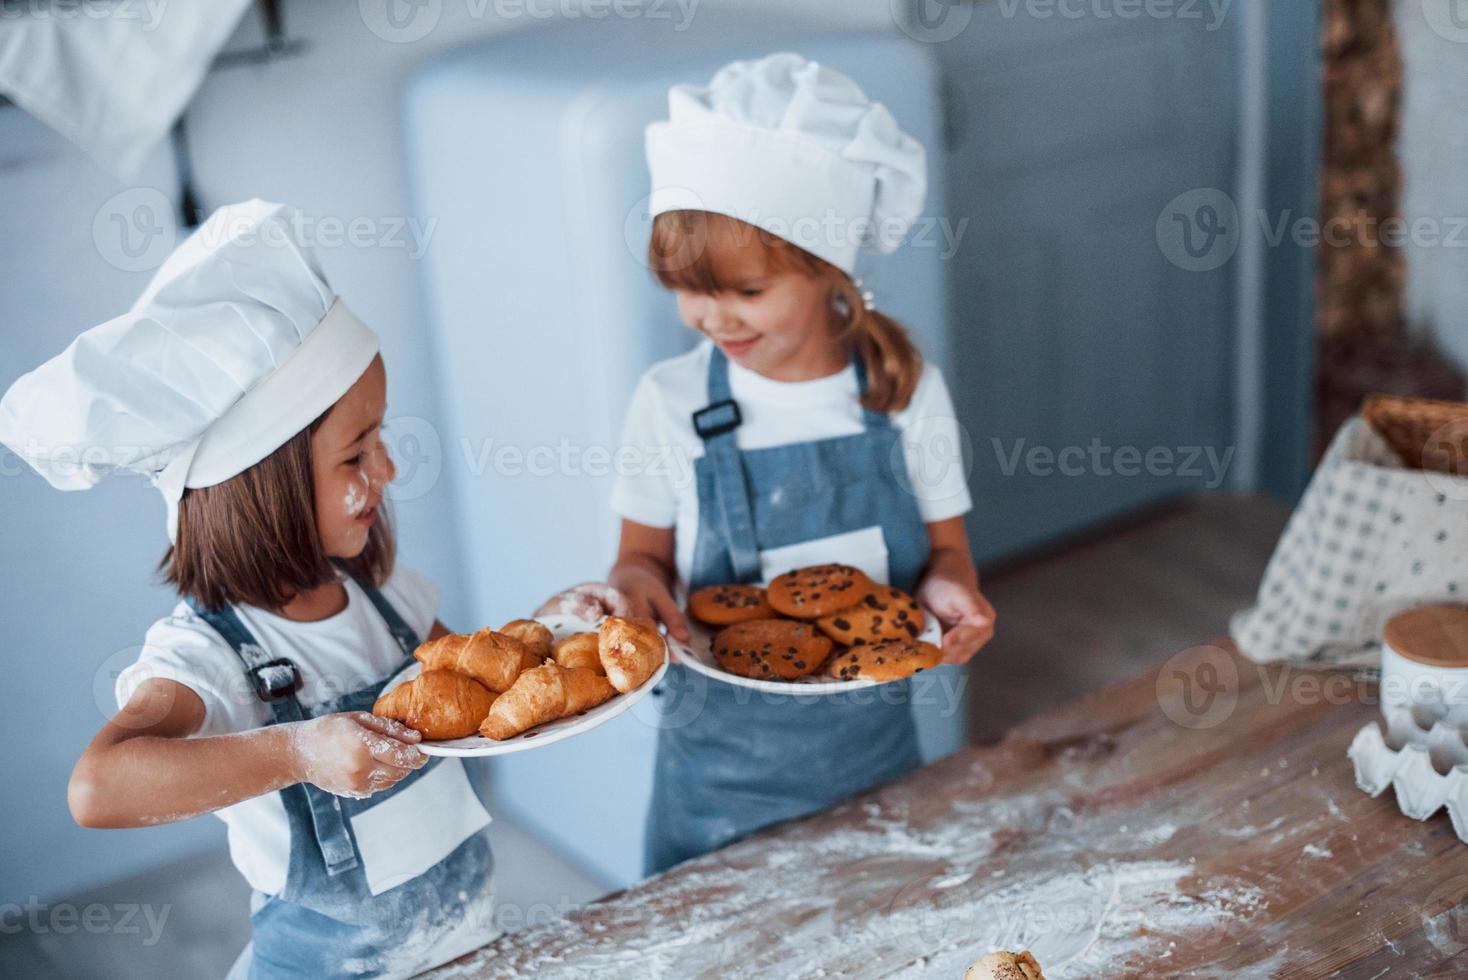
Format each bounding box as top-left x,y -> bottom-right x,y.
115,564 -> 441,896
610,340 -> 973,585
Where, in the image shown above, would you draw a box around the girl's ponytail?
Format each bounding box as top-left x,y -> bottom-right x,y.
831,278 -> 924,414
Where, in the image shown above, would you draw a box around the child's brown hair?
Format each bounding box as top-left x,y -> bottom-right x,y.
647,209 -> 923,413
159,413 -> 394,611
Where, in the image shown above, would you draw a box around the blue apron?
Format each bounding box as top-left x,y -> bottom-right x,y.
190,572 -> 494,978
643,347 -> 931,874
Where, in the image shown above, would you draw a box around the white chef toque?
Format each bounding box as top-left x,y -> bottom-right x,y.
0,199 -> 380,542
645,52 -> 928,275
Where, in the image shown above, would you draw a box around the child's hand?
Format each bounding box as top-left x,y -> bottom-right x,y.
916,574 -> 996,665
609,564 -> 691,646
534,582 -> 632,622
292,712 -> 427,799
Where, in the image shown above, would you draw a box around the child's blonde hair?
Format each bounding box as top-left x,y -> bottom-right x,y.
648,210 -> 923,413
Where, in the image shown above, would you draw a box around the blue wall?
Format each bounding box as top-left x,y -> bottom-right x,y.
0,113 -> 228,901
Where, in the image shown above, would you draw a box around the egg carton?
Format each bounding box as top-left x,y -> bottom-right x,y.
1347,705 -> 1468,842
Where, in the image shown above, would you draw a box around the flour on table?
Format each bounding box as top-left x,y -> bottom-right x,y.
429,785 -> 1267,980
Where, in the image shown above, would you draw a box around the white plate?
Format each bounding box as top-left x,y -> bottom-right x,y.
670,606 -> 944,696
379,615 -> 668,757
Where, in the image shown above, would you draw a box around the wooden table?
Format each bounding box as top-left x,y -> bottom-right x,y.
427,643 -> 1468,978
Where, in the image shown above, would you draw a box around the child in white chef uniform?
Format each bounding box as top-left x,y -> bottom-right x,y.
0,201 -> 624,979
610,54 -> 997,873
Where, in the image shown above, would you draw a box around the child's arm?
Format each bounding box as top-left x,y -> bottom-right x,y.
916,516 -> 996,665
608,519 -> 691,643
70,678 -> 426,829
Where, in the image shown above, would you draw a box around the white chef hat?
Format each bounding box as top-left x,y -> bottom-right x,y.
645,52 -> 927,275
0,199 -> 380,542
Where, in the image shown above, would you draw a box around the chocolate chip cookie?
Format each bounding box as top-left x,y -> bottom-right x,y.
712,618 -> 834,681
766,564 -> 878,619
688,584 -> 776,626
826,638 -> 942,682
816,587 -> 927,646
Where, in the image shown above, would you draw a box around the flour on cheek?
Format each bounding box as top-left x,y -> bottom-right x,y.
331,468 -> 373,552
343,470 -> 369,517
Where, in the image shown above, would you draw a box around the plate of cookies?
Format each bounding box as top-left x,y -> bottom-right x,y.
673,563 -> 945,694
372,614 -> 668,756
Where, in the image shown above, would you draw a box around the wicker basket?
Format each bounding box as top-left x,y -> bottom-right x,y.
1362,393 -> 1468,474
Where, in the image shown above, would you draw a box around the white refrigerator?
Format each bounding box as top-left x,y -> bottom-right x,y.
403,14 -> 960,887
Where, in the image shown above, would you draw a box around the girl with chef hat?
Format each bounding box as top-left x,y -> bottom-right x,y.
609,53 -> 997,873
0,200 -> 624,977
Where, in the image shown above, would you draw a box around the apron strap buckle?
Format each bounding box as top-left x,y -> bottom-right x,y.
692,399 -> 742,440
250,657 -> 303,702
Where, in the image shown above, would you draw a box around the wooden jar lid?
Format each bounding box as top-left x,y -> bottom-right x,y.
1383,606 -> 1468,668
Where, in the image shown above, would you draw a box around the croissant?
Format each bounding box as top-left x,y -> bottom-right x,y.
415,628 -> 540,692
552,631 -> 604,674
373,670 -> 496,740
500,619 -> 554,661
478,661 -> 616,740
598,616 -> 664,693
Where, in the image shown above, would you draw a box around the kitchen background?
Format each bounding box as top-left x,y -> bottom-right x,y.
0,0 -> 1461,975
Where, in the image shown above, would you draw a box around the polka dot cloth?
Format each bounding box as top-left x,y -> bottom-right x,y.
1231,417 -> 1468,670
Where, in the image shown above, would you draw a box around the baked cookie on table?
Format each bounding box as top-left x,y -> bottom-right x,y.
825,638 -> 941,682
816,586 -> 926,646
688,584 -> 776,626
766,564 -> 878,619
965,951 -> 1046,980
712,618 -> 834,680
